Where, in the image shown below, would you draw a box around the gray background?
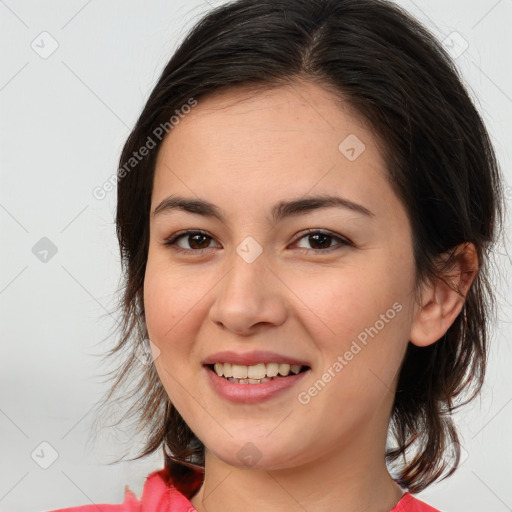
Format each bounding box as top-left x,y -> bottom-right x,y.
0,1 -> 511,511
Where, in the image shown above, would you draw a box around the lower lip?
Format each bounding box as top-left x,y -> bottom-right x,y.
204,365 -> 311,404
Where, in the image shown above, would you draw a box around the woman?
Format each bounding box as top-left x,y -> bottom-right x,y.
52,0 -> 505,510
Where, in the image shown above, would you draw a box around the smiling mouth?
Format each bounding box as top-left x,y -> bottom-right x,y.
206,363 -> 311,384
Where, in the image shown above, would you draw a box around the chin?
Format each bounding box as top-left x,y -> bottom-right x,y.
208,439 -> 308,471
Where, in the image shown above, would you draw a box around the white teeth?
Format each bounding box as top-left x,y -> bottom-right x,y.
290,364 -> 302,374
266,362 -> 279,377
247,363 -> 266,380
227,377 -> 273,384
212,362 -> 305,378
278,363 -> 290,376
232,364 -> 248,379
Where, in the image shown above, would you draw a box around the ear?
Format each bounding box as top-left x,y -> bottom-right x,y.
409,242 -> 479,348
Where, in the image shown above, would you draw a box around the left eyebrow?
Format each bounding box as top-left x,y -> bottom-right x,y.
152,193 -> 375,224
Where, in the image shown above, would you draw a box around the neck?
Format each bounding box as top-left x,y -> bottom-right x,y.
189,430 -> 404,512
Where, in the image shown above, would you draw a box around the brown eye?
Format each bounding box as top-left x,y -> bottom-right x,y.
293,229 -> 352,253
306,233 -> 332,250
164,230 -> 219,253
184,233 -> 211,250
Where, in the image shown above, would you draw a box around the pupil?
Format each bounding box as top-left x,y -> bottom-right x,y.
310,234 -> 331,249
190,234 -> 209,249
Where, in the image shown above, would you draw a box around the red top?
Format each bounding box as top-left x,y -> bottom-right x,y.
49,464 -> 441,512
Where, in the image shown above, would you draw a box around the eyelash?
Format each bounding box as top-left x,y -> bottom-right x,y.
162,229 -> 353,255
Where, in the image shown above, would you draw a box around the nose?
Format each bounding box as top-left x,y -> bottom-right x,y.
208,252 -> 288,336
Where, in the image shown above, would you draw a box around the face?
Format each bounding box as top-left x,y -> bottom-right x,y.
144,81 -> 418,470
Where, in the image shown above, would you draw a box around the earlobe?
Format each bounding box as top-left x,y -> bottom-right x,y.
409,242 -> 478,348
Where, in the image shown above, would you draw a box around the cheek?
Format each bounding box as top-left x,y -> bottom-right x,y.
144,247 -> 192,329
297,258 -> 412,392
143,271 -> 175,341
143,255 -> 213,366
292,261 -> 404,341
143,258 -> 191,354
143,264 -> 203,410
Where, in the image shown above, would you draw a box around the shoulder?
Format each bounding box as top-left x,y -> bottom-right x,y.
46,467 -> 195,512
391,492 -> 443,512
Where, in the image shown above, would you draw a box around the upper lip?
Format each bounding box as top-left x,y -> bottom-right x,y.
202,350 -> 311,367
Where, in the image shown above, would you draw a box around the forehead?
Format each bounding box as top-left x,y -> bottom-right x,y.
152,81 -> 395,223
159,81 -> 375,151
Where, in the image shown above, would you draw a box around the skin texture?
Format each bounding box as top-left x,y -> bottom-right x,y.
144,81 -> 478,512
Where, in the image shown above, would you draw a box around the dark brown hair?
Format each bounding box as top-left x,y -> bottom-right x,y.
96,0 -> 505,494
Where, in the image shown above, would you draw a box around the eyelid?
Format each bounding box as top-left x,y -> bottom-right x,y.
163,229 -> 219,252
292,228 -> 353,246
